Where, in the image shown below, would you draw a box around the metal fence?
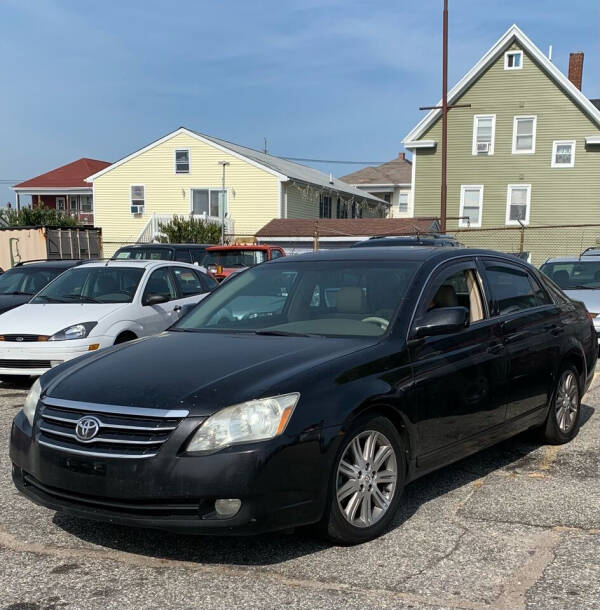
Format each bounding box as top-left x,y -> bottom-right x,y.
445,223 -> 600,266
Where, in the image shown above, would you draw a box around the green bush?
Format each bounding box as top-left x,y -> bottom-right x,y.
0,205 -> 79,228
158,215 -> 222,244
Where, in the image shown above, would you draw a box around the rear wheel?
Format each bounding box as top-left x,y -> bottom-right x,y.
321,415 -> 405,545
542,365 -> 581,444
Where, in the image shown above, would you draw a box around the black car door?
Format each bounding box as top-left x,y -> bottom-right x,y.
481,259 -> 560,422
408,259 -> 508,470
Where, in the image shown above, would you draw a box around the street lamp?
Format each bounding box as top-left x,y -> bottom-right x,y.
218,161 -> 230,244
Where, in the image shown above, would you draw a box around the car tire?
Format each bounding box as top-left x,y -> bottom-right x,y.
321,415 -> 405,545
542,364 -> 582,445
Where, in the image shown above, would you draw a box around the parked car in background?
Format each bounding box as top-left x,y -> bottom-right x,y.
10,248 -> 596,544
0,260 -> 217,380
113,243 -> 211,265
540,257 -> 600,344
204,244 -> 285,282
0,260 -> 89,315
351,234 -> 461,248
581,247 -> 600,258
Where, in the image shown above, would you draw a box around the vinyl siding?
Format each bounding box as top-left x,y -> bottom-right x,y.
413,43 -> 600,234
93,132 -> 281,254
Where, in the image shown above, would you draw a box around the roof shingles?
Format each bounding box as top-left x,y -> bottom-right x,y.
14,158 -> 111,189
339,153 -> 412,185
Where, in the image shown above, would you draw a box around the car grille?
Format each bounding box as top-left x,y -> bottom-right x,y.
0,334 -> 49,342
37,397 -> 189,459
0,359 -> 51,369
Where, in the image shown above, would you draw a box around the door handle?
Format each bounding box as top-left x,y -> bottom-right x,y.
173,305 -> 182,312
487,343 -> 505,355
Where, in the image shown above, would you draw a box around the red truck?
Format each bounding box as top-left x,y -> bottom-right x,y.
203,244 -> 285,282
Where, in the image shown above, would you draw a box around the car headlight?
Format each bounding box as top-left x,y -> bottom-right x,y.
49,322 -> 97,341
187,393 -> 300,452
23,378 -> 41,426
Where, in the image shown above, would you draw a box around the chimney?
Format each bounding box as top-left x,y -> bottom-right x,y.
568,52 -> 584,90
397,152 -> 406,161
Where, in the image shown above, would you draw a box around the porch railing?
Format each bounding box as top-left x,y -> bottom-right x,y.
136,213 -> 234,244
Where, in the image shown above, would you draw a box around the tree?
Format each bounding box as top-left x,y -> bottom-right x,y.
0,205 -> 79,228
158,215 -> 222,244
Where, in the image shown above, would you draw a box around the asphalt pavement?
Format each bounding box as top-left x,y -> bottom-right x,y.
0,372 -> 598,610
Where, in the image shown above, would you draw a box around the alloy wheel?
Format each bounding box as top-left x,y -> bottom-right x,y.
555,370 -> 579,433
336,430 -> 398,528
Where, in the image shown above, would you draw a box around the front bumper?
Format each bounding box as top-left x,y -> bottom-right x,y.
0,337 -> 111,376
10,409 -> 336,534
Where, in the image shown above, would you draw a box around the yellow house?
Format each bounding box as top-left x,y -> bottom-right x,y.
86,128 -> 388,255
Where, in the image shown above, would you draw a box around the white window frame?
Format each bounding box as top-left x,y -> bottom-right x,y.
189,188 -> 227,218
56,197 -> 66,211
504,50 -> 523,70
551,140 -> 576,168
130,184 -> 145,211
505,184 -> 531,226
398,191 -> 409,214
472,114 -> 496,156
459,185 -> 484,228
174,149 -> 190,174
512,115 -> 537,154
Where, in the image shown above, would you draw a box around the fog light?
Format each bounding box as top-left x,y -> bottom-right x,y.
50,360 -> 63,367
214,498 -> 241,517
88,344 -> 100,351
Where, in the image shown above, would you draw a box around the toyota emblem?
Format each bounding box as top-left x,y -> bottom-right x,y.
75,416 -> 101,442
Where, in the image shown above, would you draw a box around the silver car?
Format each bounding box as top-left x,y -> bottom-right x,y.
540,256 -> 600,344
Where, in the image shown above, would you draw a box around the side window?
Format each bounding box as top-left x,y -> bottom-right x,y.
270,250 -> 283,259
198,271 -> 218,291
174,249 -> 191,263
172,267 -> 207,297
485,263 -> 550,315
426,268 -> 485,324
143,268 -> 177,303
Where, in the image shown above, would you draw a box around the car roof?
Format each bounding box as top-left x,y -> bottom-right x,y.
12,259 -> 89,269
74,260 -> 198,270
116,243 -> 210,249
270,246 -> 527,264
205,245 -> 274,251
542,257 -> 600,264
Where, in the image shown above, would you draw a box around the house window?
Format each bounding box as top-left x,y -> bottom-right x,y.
131,185 -> 145,207
512,116 -> 537,154
56,197 -> 66,211
319,194 -> 332,218
506,184 -> 531,225
191,189 -> 226,217
175,149 -> 190,173
551,140 -> 576,168
472,115 -> 495,155
336,198 -> 348,218
80,195 -> 93,213
459,185 -> 483,227
69,196 -> 78,211
504,50 -> 523,70
398,192 -> 409,213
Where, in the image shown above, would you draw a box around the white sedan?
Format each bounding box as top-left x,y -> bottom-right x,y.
0,260 -> 217,379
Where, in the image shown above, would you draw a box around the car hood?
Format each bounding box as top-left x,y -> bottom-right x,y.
45,331 -> 375,415
0,294 -> 32,314
0,303 -> 129,335
564,290 -> 600,314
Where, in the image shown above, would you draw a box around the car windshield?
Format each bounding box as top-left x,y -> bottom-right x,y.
31,267 -> 145,304
0,267 -> 63,295
204,250 -> 267,268
540,261 -> 600,290
114,247 -> 172,260
174,260 -> 418,337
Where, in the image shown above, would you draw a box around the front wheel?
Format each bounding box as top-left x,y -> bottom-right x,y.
542,365 -> 581,444
321,415 -> 405,545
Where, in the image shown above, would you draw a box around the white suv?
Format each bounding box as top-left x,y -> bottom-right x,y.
0,260 -> 217,378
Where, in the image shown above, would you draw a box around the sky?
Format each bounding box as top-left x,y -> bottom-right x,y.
0,0 -> 598,206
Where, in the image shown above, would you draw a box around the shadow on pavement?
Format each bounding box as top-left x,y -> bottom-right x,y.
52,402 -> 595,566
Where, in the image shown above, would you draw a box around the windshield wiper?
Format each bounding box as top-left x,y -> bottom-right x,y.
5,291 -> 33,296
253,329 -> 320,338
569,285 -> 597,290
35,295 -> 66,303
64,294 -> 101,303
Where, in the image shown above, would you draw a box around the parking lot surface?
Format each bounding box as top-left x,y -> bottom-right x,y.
1,373 -> 598,610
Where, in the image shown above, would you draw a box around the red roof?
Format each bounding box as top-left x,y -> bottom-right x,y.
256,218 -> 440,238
13,158 -> 112,189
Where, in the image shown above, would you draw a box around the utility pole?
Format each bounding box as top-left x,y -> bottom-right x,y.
218,161 -> 230,244
419,0 -> 470,233
263,137 -> 268,154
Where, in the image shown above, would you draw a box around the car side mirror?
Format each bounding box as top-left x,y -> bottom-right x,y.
412,306 -> 469,339
144,294 -> 168,306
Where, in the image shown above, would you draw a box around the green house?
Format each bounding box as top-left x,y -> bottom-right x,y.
403,25 -> 600,263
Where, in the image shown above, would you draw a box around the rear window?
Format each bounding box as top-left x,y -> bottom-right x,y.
114,247 -> 173,261
204,250 -> 267,267
540,261 -> 600,291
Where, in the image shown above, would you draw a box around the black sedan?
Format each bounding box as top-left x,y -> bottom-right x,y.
10,248 -> 597,544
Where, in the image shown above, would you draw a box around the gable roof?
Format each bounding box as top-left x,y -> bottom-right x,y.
403,24 -> 600,145
14,158 -> 111,190
256,217 -> 439,238
339,153 -> 412,186
86,128 -> 386,205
